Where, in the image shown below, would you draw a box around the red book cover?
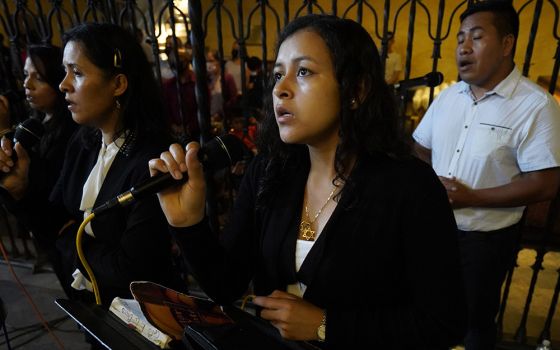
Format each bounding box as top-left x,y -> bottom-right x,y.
130,281 -> 233,340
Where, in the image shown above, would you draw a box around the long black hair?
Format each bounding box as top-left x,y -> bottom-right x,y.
26,44 -> 75,157
62,23 -> 170,150
256,14 -> 408,207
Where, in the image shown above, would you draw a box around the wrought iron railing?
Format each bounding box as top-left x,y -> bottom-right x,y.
0,1 -> 559,348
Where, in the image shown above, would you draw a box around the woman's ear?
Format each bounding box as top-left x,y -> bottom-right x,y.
113,73 -> 128,98
350,80 -> 367,110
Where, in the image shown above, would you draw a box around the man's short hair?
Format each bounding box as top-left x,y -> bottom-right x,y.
460,1 -> 519,41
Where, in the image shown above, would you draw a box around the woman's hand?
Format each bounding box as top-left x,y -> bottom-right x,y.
0,138 -> 30,200
253,290 -> 324,341
148,142 -> 206,227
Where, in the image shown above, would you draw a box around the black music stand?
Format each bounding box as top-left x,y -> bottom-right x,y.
55,299 -> 160,350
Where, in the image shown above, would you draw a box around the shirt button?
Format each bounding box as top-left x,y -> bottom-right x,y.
464,125 -> 468,129
474,102 -> 478,105
448,172 -> 452,175
456,149 -> 460,152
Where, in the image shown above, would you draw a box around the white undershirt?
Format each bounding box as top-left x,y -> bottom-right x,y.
72,133 -> 126,292
286,236 -> 319,297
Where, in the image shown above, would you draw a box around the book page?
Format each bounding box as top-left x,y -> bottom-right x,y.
109,297 -> 173,349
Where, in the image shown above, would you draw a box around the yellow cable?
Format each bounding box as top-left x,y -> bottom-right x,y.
75,213 -> 101,305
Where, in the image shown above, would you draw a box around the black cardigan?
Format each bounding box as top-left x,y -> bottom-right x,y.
50,128 -> 182,306
172,153 -> 467,349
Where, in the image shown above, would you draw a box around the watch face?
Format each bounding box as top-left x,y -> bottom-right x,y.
318,324 -> 326,341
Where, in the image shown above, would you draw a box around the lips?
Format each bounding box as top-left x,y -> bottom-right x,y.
275,105 -> 293,118
66,99 -> 76,111
458,60 -> 473,71
275,106 -> 294,124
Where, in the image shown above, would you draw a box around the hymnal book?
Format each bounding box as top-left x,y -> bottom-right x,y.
123,281 -> 318,350
109,297 -> 173,349
129,281 -> 233,340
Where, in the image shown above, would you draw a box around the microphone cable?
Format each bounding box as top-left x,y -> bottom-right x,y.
0,235 -> 65,349
75,212 -> 101,305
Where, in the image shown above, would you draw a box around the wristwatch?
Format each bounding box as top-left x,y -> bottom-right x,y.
317,311 -> 326,342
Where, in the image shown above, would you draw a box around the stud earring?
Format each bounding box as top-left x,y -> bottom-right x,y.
351,98 -> 357,105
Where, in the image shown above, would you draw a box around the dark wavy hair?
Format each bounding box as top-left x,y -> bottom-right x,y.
62,23 -> 170,149
256,14 -> 408,207
26,44 -> 75,157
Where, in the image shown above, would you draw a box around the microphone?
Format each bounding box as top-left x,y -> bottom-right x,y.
92,134 -> 246,216
394,71 -> 444,91
3,118 -> 45,162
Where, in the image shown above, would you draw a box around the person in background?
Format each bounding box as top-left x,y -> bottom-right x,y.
0,23 -> 184,314
207,48 -> 238,133
246,55 -> 264,114
384,32 -> 402,85
135,27 -> 155,66
160,35 -> 183,81
0,44 -> 78,280
161,41 -> 199,139
412,2 -> 560,349
150,14 -> 466,349
225,41 -> 250,95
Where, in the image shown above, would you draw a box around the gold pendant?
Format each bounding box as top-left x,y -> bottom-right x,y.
299,220 -> 315,241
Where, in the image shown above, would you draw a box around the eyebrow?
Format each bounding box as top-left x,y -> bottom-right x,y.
274,55 -> 317,69
457,25 -> 484,37
62,62 -> 79,69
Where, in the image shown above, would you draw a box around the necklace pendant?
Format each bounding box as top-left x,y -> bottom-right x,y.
299,220 -> 316,241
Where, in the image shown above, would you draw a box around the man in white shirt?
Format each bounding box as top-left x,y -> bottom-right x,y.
413,2 -> 560,350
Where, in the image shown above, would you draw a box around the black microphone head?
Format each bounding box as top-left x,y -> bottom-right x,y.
13,118 -> 45,150
426,71 -> 444,87
200,134 -> 246,172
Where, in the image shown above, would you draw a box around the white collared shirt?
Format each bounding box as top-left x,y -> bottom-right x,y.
413,67 -> 560,231
73,133 -> 126,292
79,133 -> 126,236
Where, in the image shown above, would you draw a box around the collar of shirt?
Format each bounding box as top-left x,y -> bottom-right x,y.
458,66 -> 522,101
79,132 -> 128,236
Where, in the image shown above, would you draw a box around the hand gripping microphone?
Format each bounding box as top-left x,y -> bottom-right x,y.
5,118 -> 45,162
92,134 -> 246,216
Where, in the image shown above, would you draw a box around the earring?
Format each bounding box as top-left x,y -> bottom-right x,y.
116,99 -> 121,110
350,98 -> 357,105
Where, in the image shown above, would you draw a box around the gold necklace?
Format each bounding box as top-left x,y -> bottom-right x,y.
299,187 -> 336,241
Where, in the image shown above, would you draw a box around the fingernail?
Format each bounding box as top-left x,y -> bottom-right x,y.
7,160 -> 13,167
2,166 -> 9,172
174,170 -> 183,179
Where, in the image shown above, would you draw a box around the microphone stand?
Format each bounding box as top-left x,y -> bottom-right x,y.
393,84 -> 410,141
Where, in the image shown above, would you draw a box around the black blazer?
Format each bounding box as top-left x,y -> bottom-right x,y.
173,152 -> 467,349
51,128 -> 181,306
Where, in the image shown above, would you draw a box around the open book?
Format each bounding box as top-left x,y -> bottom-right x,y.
129,281 -> 233,340
112,281 -> 319,350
